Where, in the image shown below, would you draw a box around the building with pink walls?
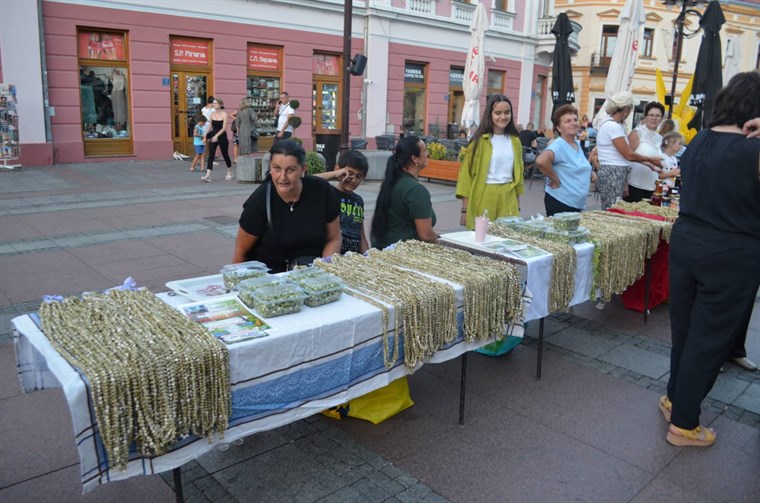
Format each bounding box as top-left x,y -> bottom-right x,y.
1,0 -> 576,166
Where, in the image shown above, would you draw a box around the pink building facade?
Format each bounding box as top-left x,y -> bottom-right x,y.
1,0 -> 551,166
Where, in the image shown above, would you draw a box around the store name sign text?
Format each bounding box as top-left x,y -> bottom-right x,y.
171,39 -> 210,66
248,46 -> 280,71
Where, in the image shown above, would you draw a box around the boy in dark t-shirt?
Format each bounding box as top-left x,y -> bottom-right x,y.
315,150 -> 369,254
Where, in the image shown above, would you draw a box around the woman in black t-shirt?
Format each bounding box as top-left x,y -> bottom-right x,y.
232,141 -> 341,272
663,71 -> 760,448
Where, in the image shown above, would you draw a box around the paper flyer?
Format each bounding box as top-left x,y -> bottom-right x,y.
180,296 -> 270,344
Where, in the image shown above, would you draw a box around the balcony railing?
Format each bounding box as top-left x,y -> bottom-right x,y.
408,0 -> 434,16
452,1 -> 475,24
536,16 -> 582,54
589,52 -> 611,74
491,9 -> 515,31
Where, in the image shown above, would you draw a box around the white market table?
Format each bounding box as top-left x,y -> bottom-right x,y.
438,231 -> 595,379
12,273 -> 527,499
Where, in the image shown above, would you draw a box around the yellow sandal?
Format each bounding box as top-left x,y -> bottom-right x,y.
658,395 -> 672,423
666,424 -> 716,447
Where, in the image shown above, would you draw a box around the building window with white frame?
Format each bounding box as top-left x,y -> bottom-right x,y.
642,28 -> 654,58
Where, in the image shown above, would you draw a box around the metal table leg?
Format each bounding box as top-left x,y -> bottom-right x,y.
173,466 -> 184,503
643,258 -> 652,324
537,317 -> 545,380
458,352 -> 468,426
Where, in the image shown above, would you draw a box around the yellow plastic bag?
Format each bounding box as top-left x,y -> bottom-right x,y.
346,377 -> 414,424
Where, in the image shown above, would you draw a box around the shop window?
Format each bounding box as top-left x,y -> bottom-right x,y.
77,29 -> 131,155
403,62 -> 427,136
642,28 -> 654,58
487,69 -> 505,98
247,44 -> 283,150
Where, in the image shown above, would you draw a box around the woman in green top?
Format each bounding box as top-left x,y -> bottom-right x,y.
370,135 -> 438,248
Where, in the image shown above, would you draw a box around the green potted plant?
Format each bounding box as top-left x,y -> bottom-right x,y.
288,100 -> 302,137
420,141 -> 461,182
305,151 -> 326,175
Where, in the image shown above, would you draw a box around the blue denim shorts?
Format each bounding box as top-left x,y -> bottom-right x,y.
194,144 -> 204,155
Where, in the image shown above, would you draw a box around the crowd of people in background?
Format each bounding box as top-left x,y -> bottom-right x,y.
211,69 -> 760,452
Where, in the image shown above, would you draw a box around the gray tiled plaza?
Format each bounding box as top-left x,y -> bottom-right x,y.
1,160 -> 758,502
597,344 -> 671,379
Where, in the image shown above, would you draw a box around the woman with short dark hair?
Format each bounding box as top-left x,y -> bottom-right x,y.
233,140 -> 341,272
662,71 -> 760,447
625,101 -> 666,202
535,104 -> 595,216
370,135 -> 437,248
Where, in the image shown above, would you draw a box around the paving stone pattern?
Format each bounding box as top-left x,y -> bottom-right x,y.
1,161 -> 758,502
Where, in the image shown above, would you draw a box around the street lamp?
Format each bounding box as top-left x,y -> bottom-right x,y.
663,0 -> 705,118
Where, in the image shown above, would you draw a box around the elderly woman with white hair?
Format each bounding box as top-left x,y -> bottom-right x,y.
594,92 -> 662,209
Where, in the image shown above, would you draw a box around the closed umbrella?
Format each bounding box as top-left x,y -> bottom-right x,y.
551,12 -> 575,112
688,0 -> 725,130
461,2 -> 488,133
593,0 -> 646,128
723,34 -> 741,83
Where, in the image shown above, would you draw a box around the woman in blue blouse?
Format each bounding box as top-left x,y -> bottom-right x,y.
534,104 -> 595,215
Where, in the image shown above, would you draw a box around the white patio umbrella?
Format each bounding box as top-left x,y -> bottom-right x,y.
461,2 -> 488,133
593,0 -> 646,128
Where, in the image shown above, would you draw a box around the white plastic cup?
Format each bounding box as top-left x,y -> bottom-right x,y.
474,216 -> 489,242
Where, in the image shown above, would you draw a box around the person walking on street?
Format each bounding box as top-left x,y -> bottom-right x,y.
274,92 -> 294,142
235,99 -> 258,157
190,115 -> 207,172
203,98 -> 233,182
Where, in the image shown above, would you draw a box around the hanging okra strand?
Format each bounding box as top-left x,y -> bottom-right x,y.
39,289 -> 230,471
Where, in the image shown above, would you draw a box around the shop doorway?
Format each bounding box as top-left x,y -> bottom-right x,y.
171,72 -> 210,156
312,79 -> 341,168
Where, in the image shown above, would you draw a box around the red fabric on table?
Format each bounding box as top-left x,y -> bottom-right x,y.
606,208 -> 670,313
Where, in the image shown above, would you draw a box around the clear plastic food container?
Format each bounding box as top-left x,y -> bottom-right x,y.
237,276 -> 284,307
285,267 -> 326,284
551,212 -> 581,231
250,282 -> 306,318
221,261 -> 268,289
298,275 -> 344,307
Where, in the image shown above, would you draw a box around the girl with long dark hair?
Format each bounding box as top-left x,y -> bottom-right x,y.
370,135 -> 438,248
456,94 -> 524,228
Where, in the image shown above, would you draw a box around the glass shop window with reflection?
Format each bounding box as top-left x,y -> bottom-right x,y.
77,30 -> 130,144
403,62 -> 427,136
79,66 -> 130,139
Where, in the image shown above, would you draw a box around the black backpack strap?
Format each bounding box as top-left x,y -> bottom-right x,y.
266,181 -> 274,234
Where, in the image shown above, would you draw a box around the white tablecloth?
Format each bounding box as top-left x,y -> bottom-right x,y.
438,231 -> 595,321
13,276 -> 530,492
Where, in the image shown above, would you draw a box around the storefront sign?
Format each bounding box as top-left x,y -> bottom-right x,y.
248,46 -> 281,71
78,31 -> 125,61
449,68 -> 464,88
170,38 -> 210,66
404,63 -> 425,83
313,54 -> 341,76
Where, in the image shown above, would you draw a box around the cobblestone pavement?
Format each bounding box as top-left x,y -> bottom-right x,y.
1,160 -> 758,503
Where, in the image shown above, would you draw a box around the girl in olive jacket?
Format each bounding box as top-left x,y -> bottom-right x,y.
456,94 -> 524,229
